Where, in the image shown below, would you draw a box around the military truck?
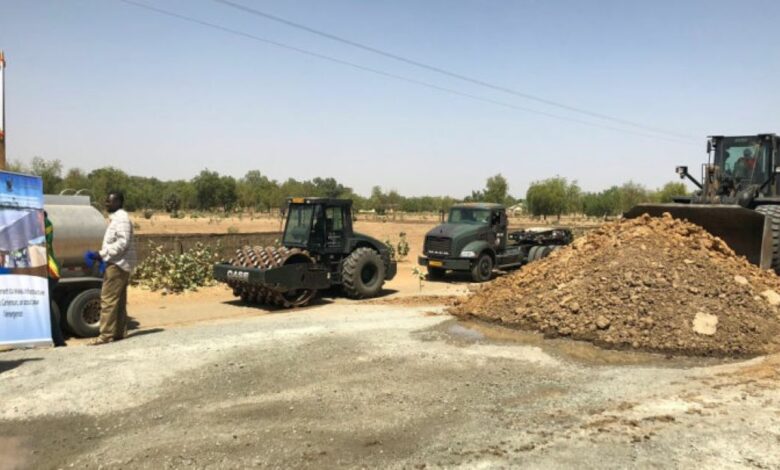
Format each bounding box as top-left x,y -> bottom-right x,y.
418,203 -> 572,282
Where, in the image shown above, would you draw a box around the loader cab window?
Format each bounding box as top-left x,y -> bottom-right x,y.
719,137 -> 769,185
449,208 -> 491,225
283,204 -> 315,245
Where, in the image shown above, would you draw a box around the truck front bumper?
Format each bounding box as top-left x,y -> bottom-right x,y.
417,255 -> 472,271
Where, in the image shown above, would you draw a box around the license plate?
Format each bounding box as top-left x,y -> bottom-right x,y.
429,260 -> 443,267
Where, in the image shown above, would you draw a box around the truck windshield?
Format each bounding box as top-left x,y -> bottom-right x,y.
717,136 -> 770,187
449,208 -> 491,225
283,204 -> 314,245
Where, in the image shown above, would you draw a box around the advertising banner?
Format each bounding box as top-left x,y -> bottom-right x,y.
0,171 -> 52,347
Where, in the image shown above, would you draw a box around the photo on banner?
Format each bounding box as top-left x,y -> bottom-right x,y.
0,170 -> 52,347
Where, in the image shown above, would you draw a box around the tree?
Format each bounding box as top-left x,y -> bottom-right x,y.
483,174 -> 510,204
62,168 -> 90,194
653,181 -> 688,203
312,177 -> 349,199
617,181 -> 650,213
369,186 -> 388,213
192,170 -> 236,211
238,170 -> 277,211
582,186 -> 621,217
565,180 -> 583,214
163,192 -> 182,216
30,157 -> 63,194
5,159 -> 26,173
87,167 -> 130,207
525,177 -> 580,219
218,175 -> 238,211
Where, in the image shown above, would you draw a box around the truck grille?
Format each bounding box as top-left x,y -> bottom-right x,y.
425,236 -> 452,257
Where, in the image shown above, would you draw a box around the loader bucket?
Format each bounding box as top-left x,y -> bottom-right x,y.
624,203 -> 773,269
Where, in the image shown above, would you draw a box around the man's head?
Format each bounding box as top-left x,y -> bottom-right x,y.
743,148 -> 754,159
105,190 -> 124,213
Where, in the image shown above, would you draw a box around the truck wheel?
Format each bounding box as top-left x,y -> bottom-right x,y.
537,246 -> 553,260
471,253 -> 493,282
427,266 -> 446,280
528,246 -> 540,262
66,288 -> 102,338
756,205 -> 780,273
342,247 -> 386,299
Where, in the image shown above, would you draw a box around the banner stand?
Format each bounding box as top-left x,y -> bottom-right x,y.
0,171 -> 53,348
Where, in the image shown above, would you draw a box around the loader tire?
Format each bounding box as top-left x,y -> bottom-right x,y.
342,247 -> 386,299
756,205 -> 780,273
427,266 -> 446,280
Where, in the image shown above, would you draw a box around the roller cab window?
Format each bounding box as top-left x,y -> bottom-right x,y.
283,204 -> 315,246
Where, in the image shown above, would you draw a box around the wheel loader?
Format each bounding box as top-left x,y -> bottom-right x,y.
213,197 -> 397,307
625,133 -> 780,272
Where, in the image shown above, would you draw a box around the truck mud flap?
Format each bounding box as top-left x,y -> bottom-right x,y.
213,263 -> 331,291
624,203 -> 772,269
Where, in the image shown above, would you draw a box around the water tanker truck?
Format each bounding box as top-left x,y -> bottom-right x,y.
45,194 -> 106,337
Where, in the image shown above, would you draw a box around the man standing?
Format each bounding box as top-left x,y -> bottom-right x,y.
88,190 -> 136,346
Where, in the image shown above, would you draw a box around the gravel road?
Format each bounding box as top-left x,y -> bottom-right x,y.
1,302 -> 779,469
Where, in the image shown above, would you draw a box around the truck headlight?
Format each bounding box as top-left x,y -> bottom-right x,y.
460,250 -> 477,258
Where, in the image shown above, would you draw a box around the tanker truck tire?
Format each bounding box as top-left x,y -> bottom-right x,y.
66,288 -> 102,338
342,247 -> 386,299
756,205 -> 780,273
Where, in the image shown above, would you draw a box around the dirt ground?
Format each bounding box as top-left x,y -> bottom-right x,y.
1,299 -> 779,469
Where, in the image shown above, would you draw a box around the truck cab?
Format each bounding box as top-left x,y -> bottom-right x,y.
419,203 -> 515,282
418,203 -> 572,282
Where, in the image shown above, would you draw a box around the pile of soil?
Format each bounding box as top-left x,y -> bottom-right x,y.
450,213 -> 780,357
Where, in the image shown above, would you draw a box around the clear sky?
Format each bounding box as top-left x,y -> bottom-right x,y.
1,0 -> 778,198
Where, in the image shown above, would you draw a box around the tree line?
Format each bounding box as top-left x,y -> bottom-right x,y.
9,157 -> 687,216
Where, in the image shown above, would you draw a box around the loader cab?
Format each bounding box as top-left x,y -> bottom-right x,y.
282,198 -> 354,254
713,134 -> 777,194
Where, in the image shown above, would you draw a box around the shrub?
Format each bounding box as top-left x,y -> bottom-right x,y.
133,242 -> 220,293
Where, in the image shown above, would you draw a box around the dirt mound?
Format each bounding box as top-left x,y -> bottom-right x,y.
450,213 -> 780,357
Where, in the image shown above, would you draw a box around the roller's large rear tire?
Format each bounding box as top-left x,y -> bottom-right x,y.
342,247 -> 386,299
756,205 -> 780,273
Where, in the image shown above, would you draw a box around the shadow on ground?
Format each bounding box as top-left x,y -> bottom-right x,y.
0,358 -> 42,375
